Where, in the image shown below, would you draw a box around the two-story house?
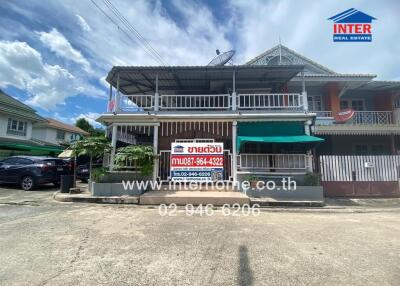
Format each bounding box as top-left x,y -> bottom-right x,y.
0,90 -> 64,159
32,118 -> 89,146
97,44 -> 400,197
97,62 -> 323,185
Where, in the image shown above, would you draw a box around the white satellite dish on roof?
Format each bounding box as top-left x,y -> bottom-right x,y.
207,49 -> 235,66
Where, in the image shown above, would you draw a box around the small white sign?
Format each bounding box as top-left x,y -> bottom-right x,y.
364,162 -> 374,168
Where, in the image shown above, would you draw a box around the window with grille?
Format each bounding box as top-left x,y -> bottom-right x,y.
7,118 -> 27,136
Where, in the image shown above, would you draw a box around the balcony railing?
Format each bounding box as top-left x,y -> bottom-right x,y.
119,95 -> 154,111
237,153 -> 309,172
315,111 -> 393,125
238,93 -> 303,110
161,94 -> 229,110
113,93 -> 306,112
350,111 -> 393,125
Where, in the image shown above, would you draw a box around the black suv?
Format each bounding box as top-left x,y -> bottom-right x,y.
0,156 -> 70,191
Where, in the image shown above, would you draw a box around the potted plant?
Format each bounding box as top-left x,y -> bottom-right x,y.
244,175 -> 260,189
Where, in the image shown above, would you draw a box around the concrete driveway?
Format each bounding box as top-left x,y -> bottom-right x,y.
0,186 -> 399,285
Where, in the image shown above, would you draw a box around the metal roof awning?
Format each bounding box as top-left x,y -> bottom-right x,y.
355,80 -> 400,91
106,65 -> 304,94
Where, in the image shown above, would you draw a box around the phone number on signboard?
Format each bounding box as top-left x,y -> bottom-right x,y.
171,157 -> 223,166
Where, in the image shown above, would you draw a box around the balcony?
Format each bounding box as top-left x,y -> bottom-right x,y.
111,93 -> 306,113
315,111 -> 394,125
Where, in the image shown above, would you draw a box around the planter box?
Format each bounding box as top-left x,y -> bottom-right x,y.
246,186 -> 323,201
91,182 -> 147,197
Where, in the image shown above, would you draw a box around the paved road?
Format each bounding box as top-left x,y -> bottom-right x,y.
0,186 -> 399,286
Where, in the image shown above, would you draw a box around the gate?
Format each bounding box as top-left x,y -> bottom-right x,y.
320,155 -> 400,197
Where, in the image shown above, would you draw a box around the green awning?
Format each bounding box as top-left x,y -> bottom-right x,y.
237,135 -> 324,151
237,122 -> 324,152
0,142 -> 64,153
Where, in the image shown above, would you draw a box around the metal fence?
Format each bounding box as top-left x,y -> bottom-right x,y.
320,155 -> 400,182
237,154 -> 308,172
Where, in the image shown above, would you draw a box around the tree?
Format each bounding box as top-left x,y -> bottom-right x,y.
75,118 -> 105,137
75,118 -> 93,134
70,136 -> 111,182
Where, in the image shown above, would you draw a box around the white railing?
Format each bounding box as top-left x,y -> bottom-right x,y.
350,111 -> 392,125
238,93 -> 303,110
315,110 -> 393,125
119,95 -> 154,111
237,153 -> 308,172
103,152 -> 140,171
314,111 -> 333,118
161,94 -> 229,110
111,93 -> 308,112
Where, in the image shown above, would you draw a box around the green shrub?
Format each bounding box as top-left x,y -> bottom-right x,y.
303,172 -> 321,186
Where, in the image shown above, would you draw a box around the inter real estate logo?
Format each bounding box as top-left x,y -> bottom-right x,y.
328,8 -> 376,42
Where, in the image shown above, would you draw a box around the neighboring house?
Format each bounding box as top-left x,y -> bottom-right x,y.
247,45 -> 400,156
0,90 -> 64,159
97,44 -> 400,198
32,118 -> 89,146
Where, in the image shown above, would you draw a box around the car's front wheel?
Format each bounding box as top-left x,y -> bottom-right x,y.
21,176 -> 35,191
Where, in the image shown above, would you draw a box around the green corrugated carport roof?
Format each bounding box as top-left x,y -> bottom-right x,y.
237,122 -> 324,152
0,142 -> 64,153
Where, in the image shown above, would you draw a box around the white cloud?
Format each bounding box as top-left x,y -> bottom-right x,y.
75,112 -> 102,128
76,14 -> 91,32
37,28 -> 91,72
0,40 -> 102,109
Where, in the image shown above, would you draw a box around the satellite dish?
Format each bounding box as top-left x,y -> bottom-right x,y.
207,50 -> 235,66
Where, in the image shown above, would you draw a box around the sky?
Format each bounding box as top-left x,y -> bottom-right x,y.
0,0 -> 399,128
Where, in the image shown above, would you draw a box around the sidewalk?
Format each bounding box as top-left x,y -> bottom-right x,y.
53,188 -> 400,211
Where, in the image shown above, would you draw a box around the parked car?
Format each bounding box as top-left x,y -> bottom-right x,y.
0,156 -> 70,191
76,160 -> 103,182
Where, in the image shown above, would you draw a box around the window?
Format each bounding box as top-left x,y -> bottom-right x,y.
56,130 -> 65,140
308,96 -> 322,111
340,99 -> 365,111
1,158 -> 19,165
354,144 -> 369,155
7,118 -> 27,136
371,145 -> 385,155
351,100 -> 365,111
15,158 -> 33,165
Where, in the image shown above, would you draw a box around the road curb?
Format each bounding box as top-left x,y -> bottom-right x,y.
53,192 -> 139,204
250,199 -> 324,207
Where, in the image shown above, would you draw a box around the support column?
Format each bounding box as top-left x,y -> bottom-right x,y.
325,83 -> 340,116
108,83 -> 113,112
304,120 -> 311,135
391,135 -> 396,155
154,74 -> 159,111
232,71 -> 237,110
109,124 -> 118,171
306,151 -> 313,172
232,121 -> 238,184
301,71 -> 308,111
152,124 -> 159,183
114,72 -> 120,112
